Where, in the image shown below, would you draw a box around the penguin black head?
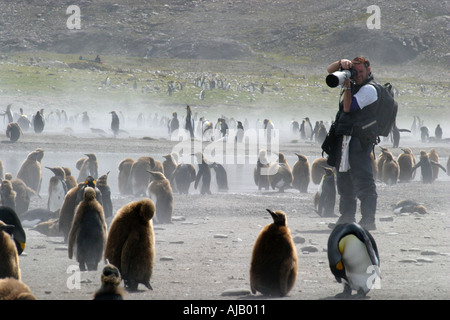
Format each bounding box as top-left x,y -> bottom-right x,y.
85,153 -> 97,160
84,176 -> 96,188
266,209 -> 287,226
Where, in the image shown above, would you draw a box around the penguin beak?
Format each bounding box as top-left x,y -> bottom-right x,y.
19,241 -> 26,252
266,209 -> 277,219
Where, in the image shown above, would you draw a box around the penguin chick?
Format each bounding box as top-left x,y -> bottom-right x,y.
6,122 -> 23,143
311,157 -> 332,185
427,149 -> 440,181
68,187 -> 107,271
76,153 -> 98,183
147,171 -> 173,224
104,198 -> 156,291
129,156 -> 163,196
118,158 -> 134,195
9,178 -> 37,215
381,152 -> 399,185
327,223 -> 380,298
172,163 -> 196,194
63,167 -> 77,190
397,148 -> 416,182
292,153 -> 310,193
16,148 -> 44,194
268,153 -> 293,192
0,221 -> 21,280
1,179 -> 16,210
0,278 -> 36,300
97,172 -> 113,220
250,209 -> 298,297
93,264 -> 125,300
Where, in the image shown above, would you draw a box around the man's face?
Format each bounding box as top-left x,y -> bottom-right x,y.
353,63 -> 370,85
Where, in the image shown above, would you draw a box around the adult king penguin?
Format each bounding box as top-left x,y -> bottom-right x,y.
327,223 -> 381,298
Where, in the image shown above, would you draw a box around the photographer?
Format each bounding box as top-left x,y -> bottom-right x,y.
326,56 -> 378,230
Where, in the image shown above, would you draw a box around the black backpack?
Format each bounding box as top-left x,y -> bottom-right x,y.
368,81 -> 398,137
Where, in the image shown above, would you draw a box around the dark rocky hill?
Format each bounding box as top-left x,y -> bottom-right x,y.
0,0 -> 448,66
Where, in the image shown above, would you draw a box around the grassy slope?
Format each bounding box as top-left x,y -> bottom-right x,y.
0,50 -> 448,130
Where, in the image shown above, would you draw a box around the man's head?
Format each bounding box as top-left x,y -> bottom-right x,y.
351,56 -> 371,85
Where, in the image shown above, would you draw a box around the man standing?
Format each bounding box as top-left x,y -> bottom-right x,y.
326,56 -> 378,230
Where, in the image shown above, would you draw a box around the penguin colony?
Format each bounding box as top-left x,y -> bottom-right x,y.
0,106 -> 449,300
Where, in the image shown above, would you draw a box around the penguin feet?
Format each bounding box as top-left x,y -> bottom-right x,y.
144,281 -> 153,290
334,284 -> 352,299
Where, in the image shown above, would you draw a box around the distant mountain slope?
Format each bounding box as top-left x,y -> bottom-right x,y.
0,0 -> 448,65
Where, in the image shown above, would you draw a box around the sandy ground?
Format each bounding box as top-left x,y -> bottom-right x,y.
1,125 -> 449,302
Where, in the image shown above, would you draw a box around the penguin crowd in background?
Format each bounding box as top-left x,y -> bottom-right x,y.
1,105 -> 449,301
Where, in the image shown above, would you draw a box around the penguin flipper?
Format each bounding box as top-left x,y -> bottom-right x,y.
431,161 -> 447,172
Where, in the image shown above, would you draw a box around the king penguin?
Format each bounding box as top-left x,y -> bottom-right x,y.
0,206 -> 26,255
250,209 -> 298,297
46,166 -> 68,212
411,150 -> 447,183
327,222 -> 381,298
110,111 -> 120,137
314,167 -> 336,217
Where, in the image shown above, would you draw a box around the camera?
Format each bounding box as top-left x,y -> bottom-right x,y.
326,68 -> 357,88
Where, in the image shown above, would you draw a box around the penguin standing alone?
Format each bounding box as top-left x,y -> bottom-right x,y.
68,187 -> 107,271
327,223 -> 381,298
33,110 -> 45,133
250,209 -> 298,297
110,111 -> 120,137
104,198 -> 156,291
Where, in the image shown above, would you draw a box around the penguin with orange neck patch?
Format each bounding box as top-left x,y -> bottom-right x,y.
327,223 -> 380,298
